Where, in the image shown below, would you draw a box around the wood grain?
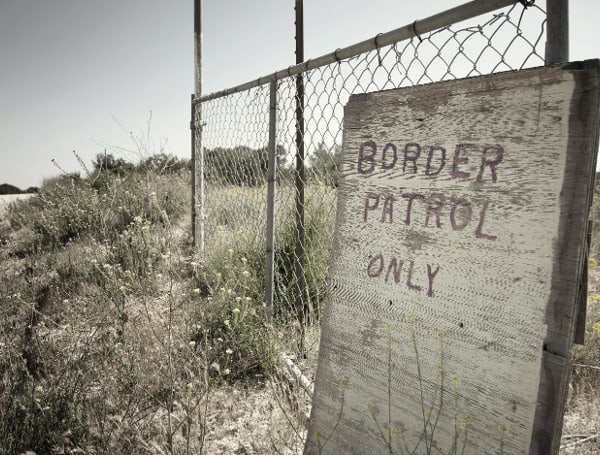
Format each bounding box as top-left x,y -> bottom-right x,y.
304,61 -> 600,455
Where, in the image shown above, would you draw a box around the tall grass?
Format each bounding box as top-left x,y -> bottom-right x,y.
0,160 -> 267,453
203,182 -> 336,324
0,155 -> 335,453
0,156 -> 597,454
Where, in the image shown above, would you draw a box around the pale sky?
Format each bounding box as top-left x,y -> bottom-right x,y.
1,0 -> 599,189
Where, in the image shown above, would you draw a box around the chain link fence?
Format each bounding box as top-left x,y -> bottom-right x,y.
194,0 -> 548,359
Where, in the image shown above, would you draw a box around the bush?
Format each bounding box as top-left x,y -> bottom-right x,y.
201,182 -> 335,324
0,150 -> 332,452
571,258 -> 600,398
307,142 -> 342,187
9,168 -> 187,254
137,153 -> 190,174
92,152 -> 134,176
272,184 -> 336,322
0,183 -> 24,195
191,250 -> 276,379
205,145 -> 287,187
0,159 -> 195,452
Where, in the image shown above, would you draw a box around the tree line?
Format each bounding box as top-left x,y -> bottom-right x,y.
92,143 -> 342,187
1,144 -> 342,195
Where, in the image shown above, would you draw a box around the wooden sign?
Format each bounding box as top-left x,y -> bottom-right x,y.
305,61 -> 600,455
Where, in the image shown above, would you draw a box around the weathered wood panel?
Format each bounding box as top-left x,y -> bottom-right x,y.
304,61 -> 599,455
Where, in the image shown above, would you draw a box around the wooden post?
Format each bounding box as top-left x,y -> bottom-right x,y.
546,1 -> 587,348
193,0 -> 205,253
545,0 -> 569,65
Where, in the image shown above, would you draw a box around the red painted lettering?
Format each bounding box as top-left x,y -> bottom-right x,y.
452,143 -> 473,179
401,192 -> 424,226
427,264 -> 440,297
385,257 -> 404,284
477,145 -> 503,183
425,146 -> 446,176
366,254 -> 440,297
381,195 -> 395,223
367,254 -> 384,277
403,143 -> 421,174
406,261 -> 422,292
381,143 -> 398,170
364,192 -> 380,222
450,198 -> 473,231
424,192 -> 445,228
475,201 -> 497,241
358,140 -> 377,175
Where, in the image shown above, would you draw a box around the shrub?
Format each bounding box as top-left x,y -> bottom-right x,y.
205,145 -> 287,187
307,142 -> 342,187
137,153 -> 190,174
0,183 -> 24,195
272,183 -> 336,322
92,152 -> 135,176
0,150 -> 331,452
191,250 -> 276,379
8,167 -> 187,255
0,157 -> 198,452
571,258 -> 600,399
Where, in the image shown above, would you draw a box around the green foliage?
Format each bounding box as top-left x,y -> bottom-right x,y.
308,143 -> 342,187
0,183 -> 24,195
137,153 -> 190,174
202,182 -> 335,324
92,152 -> 135,175
0,159 -> 197,452
0,153 -> 297,452
571,258 -> 600,398
205,145 -> 287,187
272,184 -> 336,322
590,172 -> 600,259
307,321 -> 477,455
191,250 -> 276,379
8,168 -> 186,254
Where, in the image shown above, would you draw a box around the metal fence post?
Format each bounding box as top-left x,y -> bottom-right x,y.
266,79 -> 277,323
193,0 -> 205,253
294,0 -> 308,352
545,0 -> 569,65
190,94 -> 197,246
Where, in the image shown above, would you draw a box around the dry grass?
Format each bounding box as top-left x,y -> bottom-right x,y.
561,395 -> 600,454
0,194 -> 33,219
1,167 -> 598,454
559,263 -> 600,455
0,169 -> 311,454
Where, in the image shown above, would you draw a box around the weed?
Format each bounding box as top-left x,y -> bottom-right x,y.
1,153 -> 597,454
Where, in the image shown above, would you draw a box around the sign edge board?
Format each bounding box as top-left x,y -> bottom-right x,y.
529,58 -> 600,455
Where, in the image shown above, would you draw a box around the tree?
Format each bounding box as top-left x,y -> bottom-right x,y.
92,153 -> 134,175
0,183 -> 23,195
138,153 -> 190,174
307,142 -> 342,187
204,144 -> 288,186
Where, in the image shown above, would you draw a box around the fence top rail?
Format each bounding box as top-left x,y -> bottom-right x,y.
196,0 -> 522,103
